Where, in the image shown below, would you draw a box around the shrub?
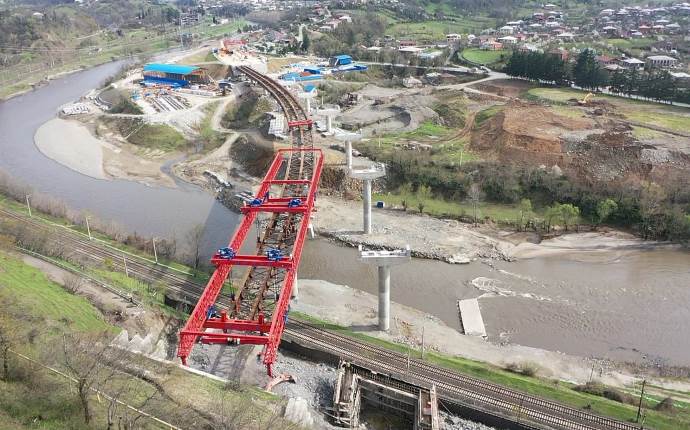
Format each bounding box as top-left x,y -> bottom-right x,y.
574,382 -> 636,405
654,397 -> 675,412
505,361 -> 540,377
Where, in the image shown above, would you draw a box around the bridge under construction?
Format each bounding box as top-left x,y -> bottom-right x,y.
176,65 -> 321,376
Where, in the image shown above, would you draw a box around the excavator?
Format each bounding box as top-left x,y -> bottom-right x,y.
578,92 -> 594,105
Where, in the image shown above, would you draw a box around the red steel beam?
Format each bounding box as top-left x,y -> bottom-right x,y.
210,255 -> 293,269
261,148 -> 324,371
177,148 -> 322,370
179,64 -> 320,377
176,150 -> 288,364
240,205 -> 308,214
202,319 -> 272,332
269,179 -> 311,185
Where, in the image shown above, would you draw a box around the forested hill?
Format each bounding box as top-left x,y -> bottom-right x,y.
1,0 -> 180,67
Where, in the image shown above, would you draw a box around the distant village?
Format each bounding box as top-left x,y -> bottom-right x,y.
176,0 -> 690,80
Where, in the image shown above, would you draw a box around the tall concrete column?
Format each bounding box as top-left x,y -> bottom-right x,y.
378,265 -> 391,331
327,115 -> 333,133
350,163 -> 385,235
305,98 -> 311,114
346,141 -> 353,170
363,179 -> 372,234
359,245 -> 411,332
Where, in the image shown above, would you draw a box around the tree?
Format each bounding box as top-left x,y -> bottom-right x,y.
185,224 -> 205,270
416,185 -> 432,214
63,274 -> 83,294
544,204 -> 561,232
639,182 -> 667,239
558,203 -> 580,231
609,70 -> 626,95
0,316 -> 12,381
573,49 -> 607,90
467,183 -> 484,226
301,30 -> 310,53
518,198 -> 533,231
58,332 -> 117,424
596,198 -> 618,225
399,183 -> 413,211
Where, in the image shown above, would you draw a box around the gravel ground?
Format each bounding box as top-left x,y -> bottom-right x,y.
440,412 -> 498,430
273,351 -> 496,430
272,352 -> 341,430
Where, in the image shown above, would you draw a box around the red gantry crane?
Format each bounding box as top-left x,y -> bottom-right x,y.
177,66 -> 323,376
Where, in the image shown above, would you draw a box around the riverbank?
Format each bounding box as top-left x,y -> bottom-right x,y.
315,195 -> 513,262
297,279 -> 690,387
34,117 -> 178,187
314,194 -> 679,264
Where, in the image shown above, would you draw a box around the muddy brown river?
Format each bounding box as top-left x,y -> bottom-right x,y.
300,239 -> 690,367
3,61 -> 690,368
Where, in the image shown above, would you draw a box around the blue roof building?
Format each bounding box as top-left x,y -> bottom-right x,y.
142,63 -> 207,87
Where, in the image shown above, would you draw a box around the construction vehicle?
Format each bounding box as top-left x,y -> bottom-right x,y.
578,92 -> 594,105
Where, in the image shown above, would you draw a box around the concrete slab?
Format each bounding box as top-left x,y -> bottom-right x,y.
457,299 -> 487,338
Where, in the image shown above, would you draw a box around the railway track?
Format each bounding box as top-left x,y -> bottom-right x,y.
0,207 -> 646,430
176,66 -> 320,373
0,69 -> 647,429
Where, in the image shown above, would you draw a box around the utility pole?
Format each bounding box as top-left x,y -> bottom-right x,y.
636,379 -> 646,424
123,255 -> 129,277
85,216 -> 92,240
25,195 -> 32,217
152,237 -> 158,264
421,325 -> 425,359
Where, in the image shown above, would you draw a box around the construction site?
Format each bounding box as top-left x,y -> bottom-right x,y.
5,27 -> 690,430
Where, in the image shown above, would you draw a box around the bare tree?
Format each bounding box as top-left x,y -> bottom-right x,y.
63,274 -> 83,294
57,331 -> 115,424
467,183 -> 484,226
185,224 -> 205,270
212,390 -> 299,430
103,375 -> 160,430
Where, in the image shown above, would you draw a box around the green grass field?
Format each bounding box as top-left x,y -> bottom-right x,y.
387,16 -> 496,42
0,250 -> 289,430
359,120 -> 477,168
526,88 -> 690,134
0,253 -> 113,334
129,124 -> 187,152
475,105 -> 504,125
461,48 -> 508,65
374,189 -> 530,222
606,38 -> 656,50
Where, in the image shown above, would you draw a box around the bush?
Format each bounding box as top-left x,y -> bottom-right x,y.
654,397 -> 675,412
574,382 -> 636,405
108,98 -> 143,115
505,361 -> 540,377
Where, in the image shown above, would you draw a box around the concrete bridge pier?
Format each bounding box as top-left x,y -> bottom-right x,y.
359,245 -> 411,331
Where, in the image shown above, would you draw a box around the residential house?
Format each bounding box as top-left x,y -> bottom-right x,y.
646,55 -> 678,68
621,57 -> 645,69
481,40 -> 503,51
596,55 -> 618,66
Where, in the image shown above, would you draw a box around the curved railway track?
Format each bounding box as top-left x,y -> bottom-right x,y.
176,66 -> 320,373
